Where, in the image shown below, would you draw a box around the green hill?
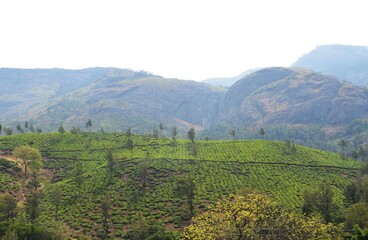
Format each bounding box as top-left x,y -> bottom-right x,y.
0,132 -> 360,238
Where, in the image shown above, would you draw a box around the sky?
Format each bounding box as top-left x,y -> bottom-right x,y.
0,0 -> 368,81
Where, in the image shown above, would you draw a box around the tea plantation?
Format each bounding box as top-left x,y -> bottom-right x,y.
0,132 -> 360,239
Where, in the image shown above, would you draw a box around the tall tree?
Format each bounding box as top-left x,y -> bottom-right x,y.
177,175 -> 195,216
159,122 -> 164,137
126,138 -> 134,157
230,128 -> 236,140
101,197 -> 110,237
187,128 -> 196,143
1,194 -> 17,221
50,185 -> 62,221
338,139 -> 347,159
0,123 -> 2,134
152,128 -> 159,139
259,127 -> 265,139
137,162 -> 149,188
26,171 -> 41,191
302,182 -> 338,223
29,125 -> 35,133
171,126 -> 178,144
106,150 -> 115,183
126,126 -> 132,137
85,119 -> 93,131
13,145 -> 42,177
16,124 -> 24,134
359,145 -> 367,161
24,121 -> 29,130
58,124 -> 65,134
25,190 -> 43,230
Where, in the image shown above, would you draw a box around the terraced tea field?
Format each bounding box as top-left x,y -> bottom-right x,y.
0,132 -> 360,238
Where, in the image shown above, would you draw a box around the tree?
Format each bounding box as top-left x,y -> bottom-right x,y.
16,124 -> 24,134
26,171 -> 41,191
126,126 -> 132,137
50,185 -> 62,221
58,124 -> 65,134
25,190 -> 43,230
1,194 -> 17,221
85,119 -> 92,131
13,145 -> 42,177
259,127 -> 265,139
182,194 -> 343,240
345,202 -> 368,229
302,182 -> 338,223
171,126 -> 178,144
352,150 -> 359,160
25,121 -> 29,130
159,122 -> 164,137
230,128 -> 236,140
36,128 -> 42,133
106,150 -> 115,183
187,128 -> 196,143
338,139 -> 347,159
73,161 -> 84,196
137,162 -> 149,188
284,139 -> 297,155
101,197 -> 110,237
4,127 -> 13,135
70,126 -> 79,134
302,188 -> 315,216
177,175 -> 195,216
152,128 -> 159,139
359,145 -> 367,161
126,137 -> 134,157
29,125 -> 35,133
0,123 -> 2,134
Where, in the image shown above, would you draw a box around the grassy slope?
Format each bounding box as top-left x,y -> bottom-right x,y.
0,132 -> 360,238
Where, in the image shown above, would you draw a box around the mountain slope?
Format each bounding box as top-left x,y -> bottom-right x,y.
0,67 -> 112,120
293,45 -> 368,86
220,67 -> 368,126
23,69 -> 226,132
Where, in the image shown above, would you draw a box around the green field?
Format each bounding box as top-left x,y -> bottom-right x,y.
0,132 -> 361,238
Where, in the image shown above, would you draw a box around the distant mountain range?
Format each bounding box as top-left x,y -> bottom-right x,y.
2,44 -> 368,142
293,44 -> 368,86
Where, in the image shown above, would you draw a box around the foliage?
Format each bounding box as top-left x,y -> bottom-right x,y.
182,194 -> 343,240
177,175 -> 195,216
187,128 -> 196,143
302,182 -> 339,223
12,145 -> 42,176
0,195 -> 17,221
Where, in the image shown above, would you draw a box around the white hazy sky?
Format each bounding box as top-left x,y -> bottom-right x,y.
1,0 -> 367,80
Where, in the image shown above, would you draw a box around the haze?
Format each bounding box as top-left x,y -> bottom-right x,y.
1,0 -> 367,80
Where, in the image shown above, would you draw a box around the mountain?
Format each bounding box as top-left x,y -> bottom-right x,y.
20,69 -> 226,132
3,66 -> 368,148
220,67 -> 368,126
0,67 -> 112,120
293,45 -> 368,86
202,69 -> 257,87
